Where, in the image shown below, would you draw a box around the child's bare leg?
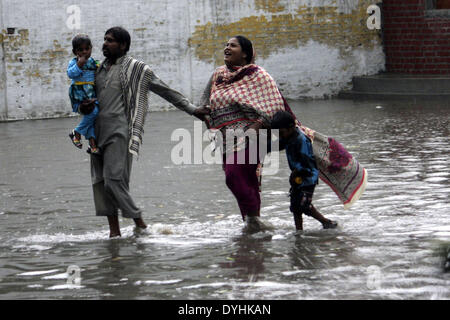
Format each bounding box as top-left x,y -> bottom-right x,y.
87,138 -> 101,155
293,212 -> 303,231
309,205 -> 338,229
89,138 -> 97,148
309,205 -> 329,224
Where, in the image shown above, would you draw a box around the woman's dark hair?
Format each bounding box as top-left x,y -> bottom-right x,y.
105,26 -> 131,53
234,35 -> 253,64
271,111 -> 296,129
72,34 -> 92,51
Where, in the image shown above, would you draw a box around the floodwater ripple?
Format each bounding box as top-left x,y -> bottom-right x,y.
0,100 -> 449,299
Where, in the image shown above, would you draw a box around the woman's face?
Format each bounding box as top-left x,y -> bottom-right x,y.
224,38 -> 247,67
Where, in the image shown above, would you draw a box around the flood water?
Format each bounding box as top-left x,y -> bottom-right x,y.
0,99 -> 449,300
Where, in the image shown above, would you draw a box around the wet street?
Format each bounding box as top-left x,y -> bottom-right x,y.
0,99 -> 449,299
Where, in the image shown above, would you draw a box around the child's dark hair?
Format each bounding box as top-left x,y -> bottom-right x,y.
234,35 -> 253,64
72,34 -> 92,52
105,26 -> 131,53
271,111 -> 296,129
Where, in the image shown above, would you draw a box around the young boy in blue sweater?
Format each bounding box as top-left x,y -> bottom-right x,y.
271,111 -> 338,231
67,34 -> 100,155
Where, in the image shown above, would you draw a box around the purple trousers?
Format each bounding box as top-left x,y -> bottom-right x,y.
224,147 -> 261,221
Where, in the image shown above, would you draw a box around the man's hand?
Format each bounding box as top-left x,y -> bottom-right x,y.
192,106 -> 211,121
79,99 -> 96,115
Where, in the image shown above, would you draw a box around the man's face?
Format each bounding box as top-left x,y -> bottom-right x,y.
102,33 -> 125,59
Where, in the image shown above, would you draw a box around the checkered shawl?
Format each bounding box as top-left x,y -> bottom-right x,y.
206,64 -> 286,131
119,56 -> 152,157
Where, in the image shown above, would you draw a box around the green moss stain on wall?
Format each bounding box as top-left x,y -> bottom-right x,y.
189,0 -> 380,65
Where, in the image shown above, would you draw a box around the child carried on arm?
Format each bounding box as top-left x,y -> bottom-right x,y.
271,111 -> 338,231
67,34 -> 100,155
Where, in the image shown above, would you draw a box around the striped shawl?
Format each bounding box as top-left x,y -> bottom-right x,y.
119,56 -> 152,157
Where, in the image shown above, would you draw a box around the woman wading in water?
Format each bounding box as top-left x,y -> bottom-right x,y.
197,36 -> 287,232
196,35 -> 367,232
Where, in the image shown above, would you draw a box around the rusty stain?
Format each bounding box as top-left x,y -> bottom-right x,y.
40,40 -> 68,61
254,0 -> 285,13
189,0 -> 379,65
1,28 -> 30,52
25,67 -> 41,79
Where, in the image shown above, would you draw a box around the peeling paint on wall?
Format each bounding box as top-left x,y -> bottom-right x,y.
189,1 -> 380,65
254,0 -> 285,13
0,0 -> 384,121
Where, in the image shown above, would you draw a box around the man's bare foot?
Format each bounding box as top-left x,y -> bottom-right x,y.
107,216 -> 121,238
109,232 -> 121,238
133,218 -> 147,229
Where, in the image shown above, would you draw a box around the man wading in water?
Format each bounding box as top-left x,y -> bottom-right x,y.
79,27 -> 207,238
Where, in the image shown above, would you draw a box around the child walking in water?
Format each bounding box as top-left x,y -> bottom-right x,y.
67,34 -> 100,155
271,111 -> 338,231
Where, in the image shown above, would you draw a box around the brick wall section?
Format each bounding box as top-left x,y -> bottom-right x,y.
383,0 -> 450,74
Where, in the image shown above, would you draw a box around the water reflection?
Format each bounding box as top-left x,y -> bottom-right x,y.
219,233 -> 272,282
0,99 -> 449,299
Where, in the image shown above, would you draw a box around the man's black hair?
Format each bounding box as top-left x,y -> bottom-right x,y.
105,26 -> 131,53
234,35 -> 253,64
271,111 -> 296,129
72,34 -> 92,51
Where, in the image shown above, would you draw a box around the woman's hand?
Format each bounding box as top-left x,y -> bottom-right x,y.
247,120 -> 264,133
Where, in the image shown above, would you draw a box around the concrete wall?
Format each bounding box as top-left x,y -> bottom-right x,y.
383,0 -> 450,74
0,0 -> 7,120
0,0 -> 385,120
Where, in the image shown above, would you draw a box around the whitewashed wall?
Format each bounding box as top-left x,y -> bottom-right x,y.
0,0 -> 385,120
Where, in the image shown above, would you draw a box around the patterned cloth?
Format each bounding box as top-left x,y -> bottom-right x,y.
205,64 -> 286,153
117,56 -> 153,156
299,125 -> 368,209
281,100 -> 367,209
